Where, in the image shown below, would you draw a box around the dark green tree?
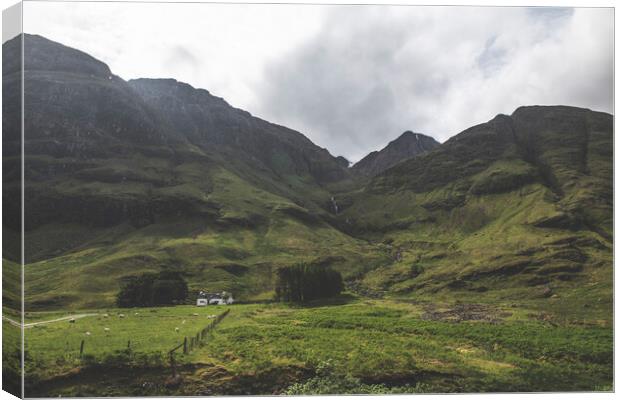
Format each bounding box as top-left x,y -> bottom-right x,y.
117,271 -> 188,307
275,263 -> 343,303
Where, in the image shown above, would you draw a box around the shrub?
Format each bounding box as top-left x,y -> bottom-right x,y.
284,360 -> 429,395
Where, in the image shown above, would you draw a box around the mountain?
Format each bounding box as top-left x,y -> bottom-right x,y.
338,106 -> 612,303
5,35 -> 385,309
2,34 -> 613,311
352,131 -> 439,177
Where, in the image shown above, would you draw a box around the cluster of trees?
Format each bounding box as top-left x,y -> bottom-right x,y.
116,271 -> 188,307
275,263 -> 344,303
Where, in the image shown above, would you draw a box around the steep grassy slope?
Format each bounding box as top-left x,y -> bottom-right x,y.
338,107 -> 612,310
20,137 -> 382,309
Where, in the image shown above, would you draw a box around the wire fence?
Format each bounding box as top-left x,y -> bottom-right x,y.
168,309 -> 230,374
43,308 -> 232,367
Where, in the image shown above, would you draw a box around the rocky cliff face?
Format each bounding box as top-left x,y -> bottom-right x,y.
10,35 -> 350,182
352,131 -> 439,177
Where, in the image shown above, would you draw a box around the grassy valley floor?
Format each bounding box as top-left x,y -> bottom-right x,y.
21,296 -> 612,396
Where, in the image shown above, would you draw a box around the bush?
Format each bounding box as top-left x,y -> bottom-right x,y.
116,271 -> 188,307
284,360 -> 429,395
275,263 -> 343,303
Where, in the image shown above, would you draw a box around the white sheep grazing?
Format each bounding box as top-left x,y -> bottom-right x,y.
104,327 -> 110,334
69,318 -> 76,323
134,312 -> 139,316
192,313 -> 199,317
118,314 -> 125,318
175,327 -> 180,332
85,332 -> 91,336
181,320 -> 186,324
103,313 -> 109,318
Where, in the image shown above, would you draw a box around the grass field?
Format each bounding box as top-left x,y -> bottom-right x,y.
24,306 -> 225,363
21,297 -> 612,396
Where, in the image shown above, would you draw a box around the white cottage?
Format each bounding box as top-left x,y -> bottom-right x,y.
196,291 -> 234,306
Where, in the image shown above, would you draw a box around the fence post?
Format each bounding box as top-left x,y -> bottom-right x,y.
169,351 -> 177,377
183,337 -> 187,354
79,340 -> 85,357
127,340 -> 131,349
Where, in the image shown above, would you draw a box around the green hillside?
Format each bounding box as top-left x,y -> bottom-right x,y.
337,107 -> 612,314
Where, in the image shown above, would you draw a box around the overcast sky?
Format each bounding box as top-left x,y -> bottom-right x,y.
23,2 -> 613,162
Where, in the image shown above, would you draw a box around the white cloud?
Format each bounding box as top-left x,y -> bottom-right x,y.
22,3 -> 613,162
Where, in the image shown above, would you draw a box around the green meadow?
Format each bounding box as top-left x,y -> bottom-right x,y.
21,298 -> 612,396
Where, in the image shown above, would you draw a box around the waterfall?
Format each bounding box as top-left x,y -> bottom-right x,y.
330,196 -> 339,214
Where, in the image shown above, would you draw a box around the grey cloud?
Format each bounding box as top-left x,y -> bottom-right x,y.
165,45 -> 201,73
477,36 -> 507,77
527,7 -> 574,21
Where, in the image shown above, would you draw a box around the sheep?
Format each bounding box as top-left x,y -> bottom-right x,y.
85,332 -> 91,336
103,313 -> 109,318
174,327 -> 180,333
134,312 -> 139,316
69,318 -> 76,323
192,313 -> 199,317
118,314 -> 126,318
181,320 -> 186,324
104,327 -> 110,335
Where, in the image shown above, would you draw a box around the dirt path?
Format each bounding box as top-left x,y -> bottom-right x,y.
2,313 -> 98,328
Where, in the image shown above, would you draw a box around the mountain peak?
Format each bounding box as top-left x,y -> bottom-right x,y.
11,33 -> 113,78
393,130 -> 436,144
352,131 -> 440,177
